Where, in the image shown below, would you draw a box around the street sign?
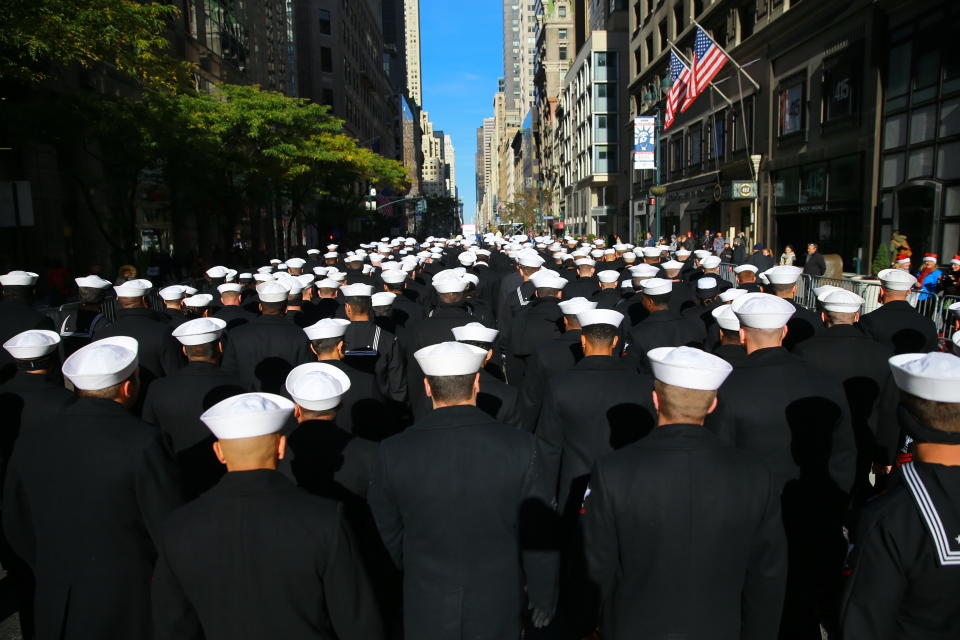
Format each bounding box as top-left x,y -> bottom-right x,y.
461,223 -> 476,236
633,116 -> 657,170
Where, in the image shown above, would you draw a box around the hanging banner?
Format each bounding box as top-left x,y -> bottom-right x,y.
633,116 -> 657,170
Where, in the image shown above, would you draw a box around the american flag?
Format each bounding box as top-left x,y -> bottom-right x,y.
664,50 -> 690,131
680,27 -> 729,112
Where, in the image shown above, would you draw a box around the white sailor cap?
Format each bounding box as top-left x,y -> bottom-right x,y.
253,273 -> 273,282
711,304 -> 740,331
114,279 -> 153,297
877,268 -> 917,291
697,277 -> 719,292
661,260 -> 684,272
675,249 -> 692,258
371,292 -> 396,307
172,317 -> 226,345
285,363 -> 351,411
813,284 -> 842,299
63,336 -> 138,391
758,271 -> 771,285
597,270 -> 620,284
517,252 -> 545,268
889,352 -> 960,403
622,252 -> 637,261
452,322 -> 499,344
701,256 -> 721,269
953,332 -> 960,355
327,244 -> 339,251
949,301 -> 960,317
286,258 -> 306,268
382,270 -> 407,284
257,266 -> 274,273
206,266 -> 228,278
603,249 -> 616,256
694,250 -> 712,259
558,297 -> 598,315
3,330 -> 60,360
328,272 -> 346,282
577,309 -> 624,328
340,283 -> 374,297
183,286 -> 198,296
296,274 -> 315,287
648,346 -> 733,391
307,249 -> 321,255
590,249 -> 605,258
640,278 -> 672,296
462,273 -> 479,287
284,280 -> 304,296
323,252 -> 339,259
225,269 -> 238,282
200,392 -> 294,440
458,252 -> 477,265
641,247 -> 662,258
345,255 -> 364,263
575,258 -> 596,267
269,259 -> 282,265
414,341 -> 487,376
765,265 -> 803,285
731,292 -> 796,329
629,264 -> 660,279
75,275 -> 112,289
315,278 -> 340,289
159,285 -> 186,301
433,276 -> 467,294
256,281 -> 290,303
0,271 -> 39,287
529,270 -> 567,290
304,318 -> 350,340
238,273 -> 253,281
733,264 -> 758,274
183,294 -> 214,308
719,287 -> 748,303
820,289 -> 864,313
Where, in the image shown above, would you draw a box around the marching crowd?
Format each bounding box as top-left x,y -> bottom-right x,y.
0,233 -> 959,640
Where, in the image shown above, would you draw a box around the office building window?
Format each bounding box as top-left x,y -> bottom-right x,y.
559,5 -> 567,17
559,28 -> 567,39
320,46 -> 332,72
318,9 -> 331,34
559,45 -> 568,60
823,50 -> 858,124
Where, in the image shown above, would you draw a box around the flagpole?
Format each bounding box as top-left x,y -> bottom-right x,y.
690,20 -> 761,90
667,41 -> 735,107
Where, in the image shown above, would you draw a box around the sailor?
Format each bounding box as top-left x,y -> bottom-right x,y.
285,257 -> 307,276
368,342 -> 557,638
142,317 -> 246,499
840,352 -> 960,638
793,289 -> 894,504
582,346 -> 786,639
591,270 -> 622,309
151,392 -> 383,639
764,265 -> 823,350
707,292 -> 855,636
733,263 -> 762,292
623,278 -> 706,371
182,293 -> 213,319
451,322 -> 521,428
158,286 -> 188,326
220,281 -> 313,394
58,274 -> 113,358
537,308 -> 655,516
564,258 -> 600,300
710,304 -> 747,364
859,269 -> 938,354
93,278 -> 184,400
615,263 -> 659,325
4,337 -> 181,639
380,269 -> 424,340
0,271 -> 54,368
506,269 -> 567,388
312,277 -> 344,320
211,282 -> 256,331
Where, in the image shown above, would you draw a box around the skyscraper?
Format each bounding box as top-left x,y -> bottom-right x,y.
502,0 -> 537,117
404,0 -> 423,107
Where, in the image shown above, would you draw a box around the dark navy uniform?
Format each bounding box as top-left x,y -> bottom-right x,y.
152,470 -> 383,640
623,309 -> 706,370
711,343 -> 747,365
859,299 -> 939,354
141,361 -> 248,499
591,288 -> 620,310
211,304 -> 257,332
518,329 -> 584,429
92,308 -> 184,393
563,276 -> 599,301
583,424 -> 786,640
161,307 -> 187,328
368,405 -> 557,640
783,298 -> 824,351
220,315 -> 312,394
3,397 -> 181,639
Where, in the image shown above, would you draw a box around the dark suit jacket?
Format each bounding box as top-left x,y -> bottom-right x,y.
220,314 -> 312,394
859,300 -> 939,354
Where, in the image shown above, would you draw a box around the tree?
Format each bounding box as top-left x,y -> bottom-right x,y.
872,241 -> 891,276
0,0 -> 190,90
502,191 -> 539,235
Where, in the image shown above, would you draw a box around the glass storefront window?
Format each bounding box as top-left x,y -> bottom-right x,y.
799,165 -> 826,204
909,105 -> 937,144
773,168 -> 799,206
828,156 -> 860,201
882,153 -> 904,188
883,114 -> 907,149
908,147 -> 934,178
945,186 -> 960,217
886,42 -> 911,110
778,80 -> 804,136
937,141 -> 960,180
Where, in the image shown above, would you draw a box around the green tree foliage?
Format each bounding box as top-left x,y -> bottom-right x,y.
872,241 -> 891,275
0,0 -> 190,90
502,191 -> 540,235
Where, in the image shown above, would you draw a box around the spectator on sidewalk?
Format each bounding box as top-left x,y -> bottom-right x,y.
732,233 -> 746,264
746,243 -> 775,272
802,243 -> 826,276
915,254 -> 942,301
780,245 -> 797,266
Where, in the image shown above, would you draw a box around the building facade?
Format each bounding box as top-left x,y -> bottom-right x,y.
404,0 -> 423,107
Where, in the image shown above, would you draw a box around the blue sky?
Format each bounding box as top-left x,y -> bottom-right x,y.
419,0 -> 502,224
